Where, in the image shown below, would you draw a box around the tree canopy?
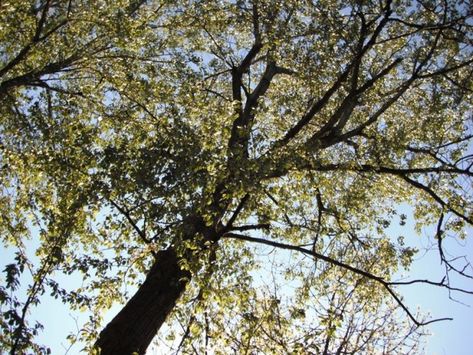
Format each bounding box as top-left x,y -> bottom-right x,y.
1,0 -> 472,353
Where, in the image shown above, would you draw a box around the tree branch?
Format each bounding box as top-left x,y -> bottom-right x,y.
222,232 -> 452,326
225,194 -> 250,230
401,175 -> 473,225
227,223 -> 270,232
108,199 -> 152,246
389,279 -> 473,295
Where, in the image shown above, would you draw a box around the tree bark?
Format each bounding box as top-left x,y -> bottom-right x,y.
94,247 -> 191,355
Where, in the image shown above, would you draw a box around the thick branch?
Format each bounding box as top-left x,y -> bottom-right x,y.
225,194 -> 250,229
276,67 -> 352,147
329,78 -> 414,145
284,1 -> 395,148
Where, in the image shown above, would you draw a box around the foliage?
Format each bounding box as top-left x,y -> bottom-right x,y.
1,0 -> 472,353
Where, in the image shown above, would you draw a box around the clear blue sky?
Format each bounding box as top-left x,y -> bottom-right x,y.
392,214 -> 473,355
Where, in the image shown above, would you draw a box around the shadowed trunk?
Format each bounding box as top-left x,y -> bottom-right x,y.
94,247 -> 190,355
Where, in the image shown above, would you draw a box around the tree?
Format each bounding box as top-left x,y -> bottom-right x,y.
1,0 -> 472,353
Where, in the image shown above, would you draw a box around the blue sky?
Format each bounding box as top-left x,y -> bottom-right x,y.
385,203 -> 473,355
397,226 -> 473,355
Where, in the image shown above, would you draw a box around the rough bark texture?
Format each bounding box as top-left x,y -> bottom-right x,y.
94,247 -> 191,355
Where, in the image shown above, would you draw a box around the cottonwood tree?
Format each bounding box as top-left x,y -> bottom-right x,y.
1,0 -> 473,354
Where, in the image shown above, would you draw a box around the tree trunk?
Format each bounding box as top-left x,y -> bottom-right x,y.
94,247 -> 191,355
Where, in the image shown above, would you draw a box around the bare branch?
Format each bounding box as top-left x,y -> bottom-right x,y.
389,279 -> 473,295
437,214 -> 473,280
